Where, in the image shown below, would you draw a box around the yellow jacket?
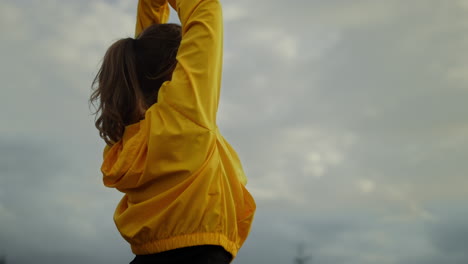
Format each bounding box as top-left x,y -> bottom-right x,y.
101,0 -> 256,258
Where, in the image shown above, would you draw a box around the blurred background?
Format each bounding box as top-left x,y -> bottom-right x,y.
1,0 -> 467,263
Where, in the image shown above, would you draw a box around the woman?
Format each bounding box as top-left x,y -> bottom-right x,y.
90,0 -> 256,263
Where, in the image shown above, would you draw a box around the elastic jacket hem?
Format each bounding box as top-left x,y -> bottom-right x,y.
131,232 -> 239,258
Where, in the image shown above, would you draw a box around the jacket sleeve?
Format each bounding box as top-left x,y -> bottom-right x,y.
158,0 -> 223,129
135,0 -> 170,37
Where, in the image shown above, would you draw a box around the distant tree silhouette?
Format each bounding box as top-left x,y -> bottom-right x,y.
0,255 -> 6,264
294,243 -> 311,264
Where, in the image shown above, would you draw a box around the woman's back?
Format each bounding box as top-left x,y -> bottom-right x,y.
91,0 -> 256,261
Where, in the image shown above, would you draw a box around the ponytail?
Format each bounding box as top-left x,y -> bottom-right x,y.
90,38 -> 145,145
90,23 -> 181,145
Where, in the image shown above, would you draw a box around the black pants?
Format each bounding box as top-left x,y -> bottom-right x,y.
130,245 -> 232,264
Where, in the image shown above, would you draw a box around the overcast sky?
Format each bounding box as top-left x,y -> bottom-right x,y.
1,0 -> 468,263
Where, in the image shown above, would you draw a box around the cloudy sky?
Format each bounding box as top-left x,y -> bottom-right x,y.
1,0 -> 468,263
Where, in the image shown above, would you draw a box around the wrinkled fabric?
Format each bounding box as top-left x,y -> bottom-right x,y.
101,0 -> 256,258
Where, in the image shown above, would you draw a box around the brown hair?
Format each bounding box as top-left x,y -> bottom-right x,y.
90,23 -> 182,145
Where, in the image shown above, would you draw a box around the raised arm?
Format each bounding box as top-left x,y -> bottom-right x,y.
158,0 -> 224,129
135,0 -> 170,37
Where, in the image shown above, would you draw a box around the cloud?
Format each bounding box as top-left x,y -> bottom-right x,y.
0,138 -> 131,263
397,203 -> 468,264
223,4 -> 247,22
1,0 -> 468,263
